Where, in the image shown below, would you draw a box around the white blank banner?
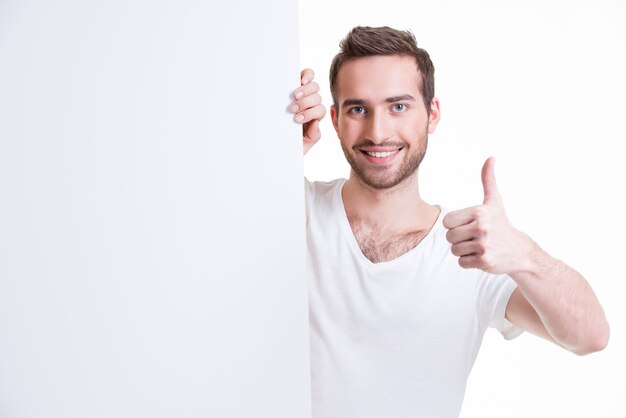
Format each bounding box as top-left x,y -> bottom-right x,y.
0,1 -> 310,417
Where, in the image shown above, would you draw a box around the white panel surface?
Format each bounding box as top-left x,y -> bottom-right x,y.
0,1 -> 309,417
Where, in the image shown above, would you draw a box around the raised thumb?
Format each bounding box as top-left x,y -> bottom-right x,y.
482,157 -> 503,207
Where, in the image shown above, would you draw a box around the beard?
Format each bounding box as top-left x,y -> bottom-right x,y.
341,135 -> 428,190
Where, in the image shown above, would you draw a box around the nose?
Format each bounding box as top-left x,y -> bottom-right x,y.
364,110 -> 391,144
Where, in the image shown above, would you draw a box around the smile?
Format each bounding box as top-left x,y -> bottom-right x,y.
365,150 -> 398,158
358,147 -> 404,164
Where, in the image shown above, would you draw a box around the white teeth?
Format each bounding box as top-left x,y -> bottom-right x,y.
365,150 -> 397,158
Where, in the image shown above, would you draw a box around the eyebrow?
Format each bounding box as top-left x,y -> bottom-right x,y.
341,94 -> 416,108
385,94 -> 416,103
342,99 -> 368,107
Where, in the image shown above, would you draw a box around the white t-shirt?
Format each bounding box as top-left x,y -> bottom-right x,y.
305,178 -> 522,418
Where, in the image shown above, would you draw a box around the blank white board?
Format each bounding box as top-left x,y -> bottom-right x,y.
0,1 -> 310,417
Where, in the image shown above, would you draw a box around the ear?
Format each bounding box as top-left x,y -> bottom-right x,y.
330,104 -> 340,135
427,97 -> 441,134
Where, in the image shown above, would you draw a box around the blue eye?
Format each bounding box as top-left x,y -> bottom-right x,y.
350,106 -> 366,115
392,103 -> 406,112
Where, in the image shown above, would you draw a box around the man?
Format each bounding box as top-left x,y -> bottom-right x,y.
289,26 -> 609,418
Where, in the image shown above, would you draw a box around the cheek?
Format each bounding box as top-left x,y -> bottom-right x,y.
401,116 -> 429,138
394,123 -> 428,146
391,120 -> 413,139
338,119 -> 362,141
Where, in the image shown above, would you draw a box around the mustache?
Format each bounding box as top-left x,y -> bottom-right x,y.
353,140 -> 407,149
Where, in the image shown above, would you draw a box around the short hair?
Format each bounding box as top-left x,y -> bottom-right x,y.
329,26 -> 435,111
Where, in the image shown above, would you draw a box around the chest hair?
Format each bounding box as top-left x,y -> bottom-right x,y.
350,219 -> 428,264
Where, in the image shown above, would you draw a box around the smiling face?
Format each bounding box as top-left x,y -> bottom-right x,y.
331,54 -> 440,190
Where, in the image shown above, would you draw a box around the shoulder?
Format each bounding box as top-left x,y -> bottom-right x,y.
304,178 -> 346,226
304,177 -> 345,195
304,177 -> 346,207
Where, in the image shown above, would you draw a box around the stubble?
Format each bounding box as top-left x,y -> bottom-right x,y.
341,134 -> 428,190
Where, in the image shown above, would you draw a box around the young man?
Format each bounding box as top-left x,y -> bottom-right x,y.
289,26 -> 609,418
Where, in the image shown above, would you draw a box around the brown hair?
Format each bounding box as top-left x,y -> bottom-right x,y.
329,26 -> 435,111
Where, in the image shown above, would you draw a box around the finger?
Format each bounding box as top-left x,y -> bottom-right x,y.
482,157 -> 503,207
293,81 -> 320,100
442,206 -> 482,230
450,241 -> 483,257
458,255 -> 482,270
445,220 -> 483,244
304,119 -> 321,143
301,68 -> 315,85
294,104 -> 326,124
289,93 -> 322,114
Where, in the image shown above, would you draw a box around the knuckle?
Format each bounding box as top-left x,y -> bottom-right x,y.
474,224 -> 487,237
307,107 -> 325,121
311,106 -> 325,119
301,95 -> 319,109
479,255 -> 493,271
310,93 -> 322,106
296,98 -> 311,110
474,205 -> 488,218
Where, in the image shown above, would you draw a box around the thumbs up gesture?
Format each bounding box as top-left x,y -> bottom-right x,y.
443,157 -> 535,275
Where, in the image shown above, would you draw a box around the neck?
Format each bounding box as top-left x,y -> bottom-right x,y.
342,170 -> 437,234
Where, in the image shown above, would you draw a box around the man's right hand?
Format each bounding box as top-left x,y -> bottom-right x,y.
289,68 -> 326,155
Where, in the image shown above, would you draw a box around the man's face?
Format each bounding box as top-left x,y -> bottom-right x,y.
331,54 -> 440,190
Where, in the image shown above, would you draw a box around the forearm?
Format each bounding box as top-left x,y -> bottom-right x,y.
509,241 -> 610,355
442,158 -> 609,354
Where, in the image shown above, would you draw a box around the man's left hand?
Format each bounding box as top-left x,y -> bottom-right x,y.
443,157 -> 536,275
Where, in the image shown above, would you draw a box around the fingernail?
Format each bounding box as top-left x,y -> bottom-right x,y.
294,114 -> 304,123
301,77 -> 310,85
294,90 -> 304,99
289,103 -> 299,113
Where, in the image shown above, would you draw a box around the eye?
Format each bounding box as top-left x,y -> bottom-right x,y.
349,106 -> 366,115
391,103 -> 407,112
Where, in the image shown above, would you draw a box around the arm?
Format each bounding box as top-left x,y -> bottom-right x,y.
443,157 -> 609,355
505,245 -> 609,355
289,68 -> 326,155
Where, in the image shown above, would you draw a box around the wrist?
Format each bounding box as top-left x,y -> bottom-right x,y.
509,236 -> 555,283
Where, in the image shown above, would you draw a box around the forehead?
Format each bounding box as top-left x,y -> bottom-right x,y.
335,55 -> 422,103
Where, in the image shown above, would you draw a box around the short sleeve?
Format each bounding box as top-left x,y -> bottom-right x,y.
477,273 -> 524,340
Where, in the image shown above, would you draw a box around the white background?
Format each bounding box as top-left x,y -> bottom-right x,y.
299,0 -> 625,416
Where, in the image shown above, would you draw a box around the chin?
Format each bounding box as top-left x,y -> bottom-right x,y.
354,169 -> 419,191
